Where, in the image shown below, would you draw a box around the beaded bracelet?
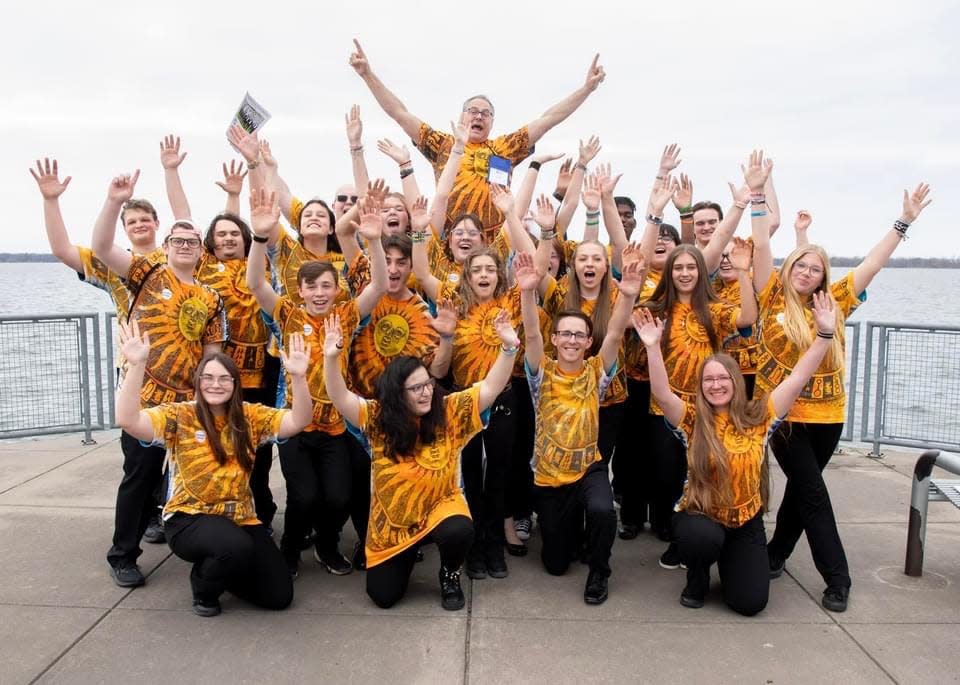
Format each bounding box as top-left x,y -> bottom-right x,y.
893,219 -> 910,240
410,231 -> 428,243
501,343 -> 520,355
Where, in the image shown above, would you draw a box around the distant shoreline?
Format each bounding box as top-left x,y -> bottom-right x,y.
1,253 -> 958,268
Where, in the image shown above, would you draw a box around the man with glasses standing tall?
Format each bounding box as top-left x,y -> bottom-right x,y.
92,170 -> 226,588
349,39 -> 606,240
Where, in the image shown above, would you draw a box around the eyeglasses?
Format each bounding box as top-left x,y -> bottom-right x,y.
555,330 -> 589,342
167,237 -> 201,248
793,260 -> 824,277
464,107 -> 493,119
702,375 -> 733,386
404,378 -> 436,395
451,229 -> 482,239
199,374 -> 235,386
335,194 -> 358,203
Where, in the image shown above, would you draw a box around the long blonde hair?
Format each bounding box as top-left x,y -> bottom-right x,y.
564,240 -> 612,356
685,354 -> 770,517
779,245 -> 844,368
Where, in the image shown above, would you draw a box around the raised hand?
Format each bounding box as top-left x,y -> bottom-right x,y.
672,173 -> 693,210
29,158 -> 72,199
279,332 -> 311,377
728,236 -> 753,271
345,104 -> 363,147
617,245 -> 647,296
597,162 -> 623,196
533,194 -> 556,230
376,138 -> 411,165
553,158 -> 573,198
118,318 -> 150,365
493,309 -> 520,349
107,170 -> 141,203
532,151 -> 564,166
795,210 -> 813,232
249,187 -> 280,237
259,140 -> 277,170
227,124 -> 260,165
901,183 -> 932,223
584,54 -> 606,92
430,299 -> 458,338
451,118 -> 468,150
648,175 -> 678,214
658,144 -> 682,175
322,313 -> 345,357
160,134 -> 187,169
348,38 -> 370,77
365,178 -> 389,205
727,181 -> 751,207
582,173 -> 602,212
215,160 -> 247,195
811,291 -> 837,336
513,251 -> 542,292
409,195 -> 430,232
631,308 -> 663,347
578,135 -> 602,166
621,242 -> 646,272
741,149 -> 770,192
354,197 -> 384,241
490,184 -> 516,214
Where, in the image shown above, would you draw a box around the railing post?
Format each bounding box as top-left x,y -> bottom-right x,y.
869,324 -> 887,457
77,316 -> 96,445
842,321 -> 860,444
91,313 -> 104,429
860,322 -> 875,442
105,313 -> 117,428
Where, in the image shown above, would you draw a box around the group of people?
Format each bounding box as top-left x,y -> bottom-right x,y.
29,40 -> 933,618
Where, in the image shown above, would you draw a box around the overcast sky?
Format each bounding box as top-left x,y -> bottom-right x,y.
5,0 -> 958,259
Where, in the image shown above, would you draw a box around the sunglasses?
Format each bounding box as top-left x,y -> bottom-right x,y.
336,194 -> 358,203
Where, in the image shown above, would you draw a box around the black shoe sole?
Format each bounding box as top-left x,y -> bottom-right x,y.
680,594 -> 705,609
466,567 -> 487,580
110,567 -> 145,588
506,543 -> 528,557
487,567 -> 509,579
584,592 -> 608,605
441,596 -> 465,611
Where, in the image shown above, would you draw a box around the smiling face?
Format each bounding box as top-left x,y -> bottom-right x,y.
551,315 -> 592,366
653,232 -> 677,271
212,219 -> 244,261
463,97 -> 494,143
448,217 -> 484,263
466,254 -> 498,302
700,359 -> 734,409
574,242 -> 608,294
385,247 -> 412,296
671,251 -> 699,296
381,195 -> 409,236
298,271 -> 339,316
788,251 -> 826,296
123,208 -> 159,250
300,202 -> 332,241
693,207 -> 721,247
164,225 -> 203,271
718,240 -> 737,283
402,365 -> 435,416
197,358 -> 237,409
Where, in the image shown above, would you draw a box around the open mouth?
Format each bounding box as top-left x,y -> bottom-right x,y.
386,217 -> 400,230
470,122 -> 484,133
654,245 -> 667,255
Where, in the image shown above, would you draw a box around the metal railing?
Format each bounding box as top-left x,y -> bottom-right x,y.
1,315 -> 958,457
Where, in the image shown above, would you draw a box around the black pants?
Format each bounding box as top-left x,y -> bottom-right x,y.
366,515 -> 474,608
345,432 -> 372,544
534,462 -> 617,577
107,431 -> 166,568
598,401 -> 625,465
243,380 -> 279,527
650,416 -> 687,540
506,375 -> 535,521
673,511 -> 769,616
166,513 -> 292,609
767,422 -> 850,589
277,430 -> 351,562
743,373 -> 756,400
616,379 -> 654,528
462,387 -> 515,556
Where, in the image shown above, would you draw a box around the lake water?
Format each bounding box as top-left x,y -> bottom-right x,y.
1,263 -> 958,445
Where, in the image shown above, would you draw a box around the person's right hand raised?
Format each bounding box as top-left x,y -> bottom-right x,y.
349,39 -> 370,77
323,313 -> 345,357
631,308 -> 663,347
29,158 -> 72,199
118,318 -> 150,365
513,251 -> 542,292
107,170 -> 140,203
249,187 -> 280,238
227,124 -> 260,165
160,134 -> 187,169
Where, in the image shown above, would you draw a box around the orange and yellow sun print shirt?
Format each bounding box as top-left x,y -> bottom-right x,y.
146,401 -> 285,526
649,301 -> 742,416
269,227 -> 348,304
755,271 -> 864,424
526,355 -> 615,487
77,246 -> 165,320
196,252 -> 271,389
426,228 -> 512,287
124,253 -> 227,407
624,270 -> 662,382
272,297 -> 360,435
712,275 -> 760,375
416,123 -> 531,241
670,396 -> 782,528
357,384 -> 485,567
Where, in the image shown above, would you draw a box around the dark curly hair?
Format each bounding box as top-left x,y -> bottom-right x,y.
374,356 -> 447,460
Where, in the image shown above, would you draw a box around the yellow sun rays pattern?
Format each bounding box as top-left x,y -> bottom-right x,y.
712,276 -> 759,374
450,288 -> 522,389
271,230 -> 349,304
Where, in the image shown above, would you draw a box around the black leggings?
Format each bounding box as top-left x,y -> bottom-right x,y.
166,513 -> 293,609
767,421 -> 850,589
506,375 -> 535,521
107,431 -> 166,568
365,515 -> 474,608
615,379 -> 654,528
243,366 -> 280,527
650,416 -> 687,540
673,511 -> 769,616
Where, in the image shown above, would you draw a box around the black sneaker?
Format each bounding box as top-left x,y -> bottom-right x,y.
300,531 -> 316,551
506,542 -> 528,558
679,588 -> 705,609
314,548 -> 352,575
352,541 -> 367,571
192,598 -> 222,617
143,517 -> 165,544
583,570 -> 609,605
618,523 -> 640,540
110,563 -> 145,588
439,566 -> 466,611
514,517 -> 532,541
769,554 -> 785,580
659,543 -> 683,570
486,549 -> 509,579
466,550 -> 487,580
821,586 -> 849,613
286,556 -> 300,580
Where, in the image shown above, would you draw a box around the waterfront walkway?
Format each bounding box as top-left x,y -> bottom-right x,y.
2,432 -> 958,684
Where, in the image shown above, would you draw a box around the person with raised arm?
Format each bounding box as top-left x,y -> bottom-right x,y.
322,307 -> 519,610
749,148 -> 933,613
90,170 -> 226,588
518,245 -> 646,605
349,38 -> 605,239
246,188 -> 387,578
635,292 -> 836,614
116,319 -> 310,616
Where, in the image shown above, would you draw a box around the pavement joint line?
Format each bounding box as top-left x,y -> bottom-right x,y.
0,504 -> 117,510
0,448 -> 101,497
463,577 -> 475,685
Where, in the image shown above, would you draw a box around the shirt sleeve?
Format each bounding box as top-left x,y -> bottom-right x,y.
492,127 -> 532,166
201,290 -> 228,345
830,271 -> 867,318
415,122 -> 452,170
142,403 -> 177,447
245,403 -> 287,446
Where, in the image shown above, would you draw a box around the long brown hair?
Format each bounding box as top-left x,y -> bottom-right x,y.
685,354 -> 770,517
456,247 -> 508,314
193,353 -> 255,471
564,240 -> 612,356
644,244 -> 720,354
